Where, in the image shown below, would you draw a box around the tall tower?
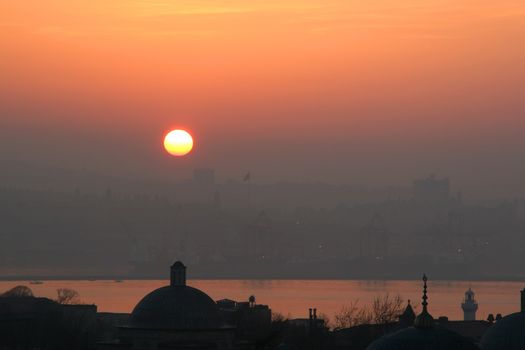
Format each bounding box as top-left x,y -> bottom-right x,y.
461,288 -> 478,321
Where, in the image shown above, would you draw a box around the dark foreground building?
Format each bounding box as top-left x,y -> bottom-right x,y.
365,275 -> 479,350
480,289 -> 525,350
0,294 -> 97,349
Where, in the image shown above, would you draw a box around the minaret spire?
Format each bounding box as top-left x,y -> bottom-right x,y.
422,274 -> 428,312
414,274 -> 434,329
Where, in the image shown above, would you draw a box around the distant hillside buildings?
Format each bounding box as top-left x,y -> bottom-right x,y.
413,174 -> 451,204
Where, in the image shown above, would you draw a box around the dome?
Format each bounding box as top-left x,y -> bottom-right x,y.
480,312 -> 525,350
366,326 -> 479,350
129,261 -> 223,330
130,285 -> 223,330
480,288 -> 525,350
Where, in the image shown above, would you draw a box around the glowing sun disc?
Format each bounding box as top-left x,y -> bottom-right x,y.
164,129 -> 193,156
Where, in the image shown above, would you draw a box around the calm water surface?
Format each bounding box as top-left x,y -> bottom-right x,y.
1,280 -> 522,321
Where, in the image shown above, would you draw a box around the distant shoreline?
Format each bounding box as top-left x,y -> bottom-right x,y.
1,275 -> 524,282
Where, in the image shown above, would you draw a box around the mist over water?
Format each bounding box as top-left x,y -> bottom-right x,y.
0,279 -> 520,322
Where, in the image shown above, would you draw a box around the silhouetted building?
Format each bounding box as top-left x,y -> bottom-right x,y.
217,295 -> 271,342
0,294 -> 97,349
98,261 -> 235,349
480,288 -> 525,350
462,288 -> 478,321
288,308 -> 326,330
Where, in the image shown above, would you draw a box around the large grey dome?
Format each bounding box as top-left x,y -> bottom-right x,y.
129,261 -> 223,330
366,326 -> 479,350
480,312 -> 525,350
130,285 -> 223,330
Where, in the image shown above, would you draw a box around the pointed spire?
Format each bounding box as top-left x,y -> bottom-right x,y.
422,274 -> 428,311
414,274 -> 434,329
399,299 -> 416,326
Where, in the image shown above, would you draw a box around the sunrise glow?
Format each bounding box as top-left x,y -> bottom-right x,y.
163,129 -> 194,156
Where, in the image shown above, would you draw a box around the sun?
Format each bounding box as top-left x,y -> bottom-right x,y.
163,129 -> 194,156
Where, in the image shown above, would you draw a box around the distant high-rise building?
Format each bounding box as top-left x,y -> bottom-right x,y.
413,174 -> 450,203
461,288 -> 478,321
193,168 -> 215,185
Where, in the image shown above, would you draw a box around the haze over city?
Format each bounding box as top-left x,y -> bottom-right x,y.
1,1 -> 525,350
2,0 -> 525,198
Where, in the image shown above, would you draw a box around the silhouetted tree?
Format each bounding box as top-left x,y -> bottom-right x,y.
55,288 -> 80,304
370,293 -> 404,324
334,294 -> 404,329
1,285 -> 34,297
317,312 -> 331,329
334,300 -> 372,328
272,312 -> 288,323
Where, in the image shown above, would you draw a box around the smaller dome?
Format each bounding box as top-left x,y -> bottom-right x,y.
480,312 -> 525,350
366,326 -> 479,350
171,261 -> 186,268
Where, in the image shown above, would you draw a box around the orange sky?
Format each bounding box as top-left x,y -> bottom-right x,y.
1,0 -> 524,194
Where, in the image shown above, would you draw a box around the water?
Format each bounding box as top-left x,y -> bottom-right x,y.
1,280 -> 522,321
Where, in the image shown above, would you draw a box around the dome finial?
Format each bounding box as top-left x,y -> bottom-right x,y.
414,273 -> 434,329
170,261 -> 186,286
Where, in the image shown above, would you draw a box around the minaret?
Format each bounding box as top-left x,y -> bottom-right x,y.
170,261 -> 186,286
414,274 -> 434,329
461,288 -> 478,321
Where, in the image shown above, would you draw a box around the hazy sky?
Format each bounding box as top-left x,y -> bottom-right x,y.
1,0 -> 524,196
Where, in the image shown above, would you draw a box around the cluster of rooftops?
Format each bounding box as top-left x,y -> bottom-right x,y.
125,261 -> 525,349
